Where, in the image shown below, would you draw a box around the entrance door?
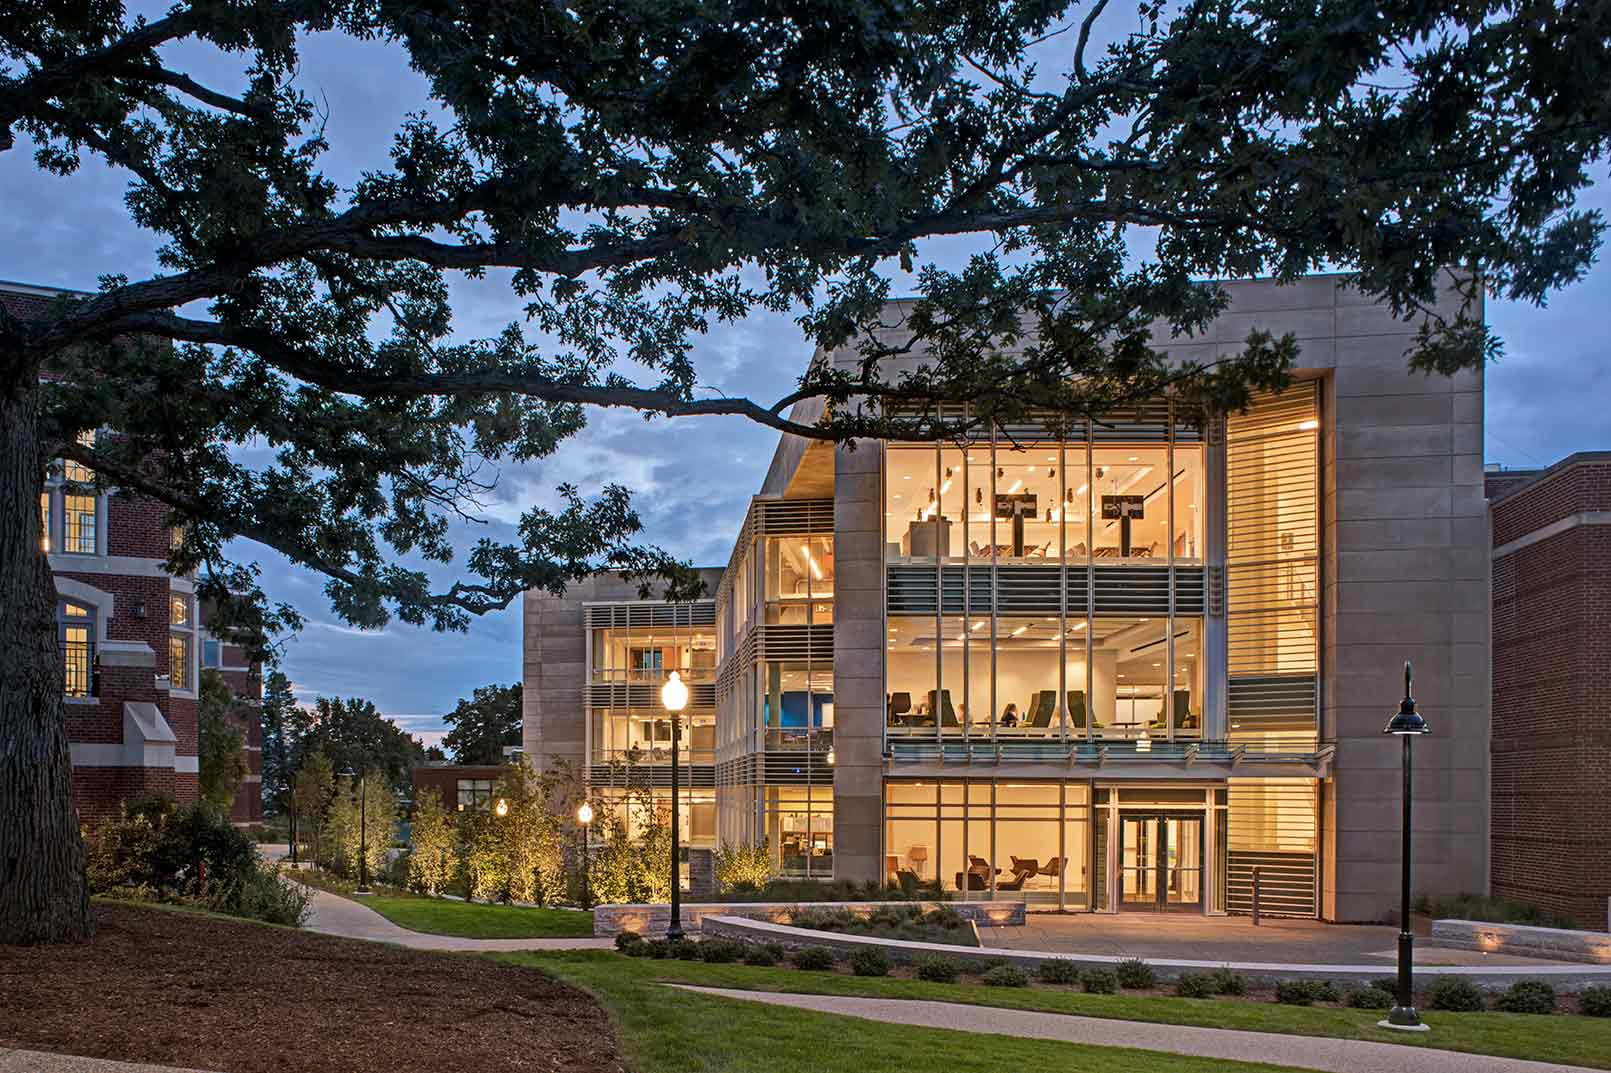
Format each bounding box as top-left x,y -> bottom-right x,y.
1119,813 -> 1203,911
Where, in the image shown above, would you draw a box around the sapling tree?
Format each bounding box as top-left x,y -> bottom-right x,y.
5,0 -> 1611,941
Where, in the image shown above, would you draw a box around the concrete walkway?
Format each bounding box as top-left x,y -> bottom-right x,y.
0,1049 -> 215,1073
299,886 -> 612,951
672,986 -> 1597,1073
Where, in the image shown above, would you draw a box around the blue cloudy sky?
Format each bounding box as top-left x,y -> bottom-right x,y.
5,18 -> 1609,750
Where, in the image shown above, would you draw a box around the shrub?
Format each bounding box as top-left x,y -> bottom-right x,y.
614,930 -> 646,952
1494,980 -> 1555,1015
667,937 -> 702,961
699,939 -> 746,964
743,944 -> 779,966
643,938 -> 671,958
981,964 -> 1031,988
791,946 -> 837,971
1037,959 -> 1082,985
1209,967 -> 1247,996
1174,972 -> 1217,999
87,795 -> 257,899
1346,987 -> 1395,1010
1080,968 -> 1119,994
763,942 -> 786,961
915,955 -> 960,983
1415,893 -> 1577,931
1275,979 -> 1338,1006
1372,977 -> 1401,995
713,842 -> 773,893
851,948 -> 892,977
1427,977 -> 1485,1012
1115,958 -> 1156,989
407,789 -> 457,895
208,864 -> 310,926
1579,986 -> 1611,1018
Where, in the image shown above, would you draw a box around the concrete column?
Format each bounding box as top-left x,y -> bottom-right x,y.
1202,417 -> 1229,739
832,442 -> 885,883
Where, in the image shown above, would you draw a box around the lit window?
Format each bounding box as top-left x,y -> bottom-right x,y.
169,593 -> 191,627
57,601 -> 95,698
170,634 -> 190,692
456,778 -> 494,812
63,495 -> 96,554
39,493 -> 49,552
63,430 -> 95,484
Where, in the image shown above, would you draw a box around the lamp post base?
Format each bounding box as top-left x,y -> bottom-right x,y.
1377,1009 -> 1429,1032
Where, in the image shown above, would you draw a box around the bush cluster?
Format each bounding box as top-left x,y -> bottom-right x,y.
1036,959 -> 1081,985
1115,958 -> 1156,989
1346,986 -> 1394,1010
1274,979 -> 1338,1006
699,940 -> 747,964
1080,968 -> 1119,994
981,964 -> 1031,988
1174,972 -> 1217,999
915,955 -> 961,983
1209,968 -> 1247,996
789,904 -> 973,945
1427,977 -> 1485,1012
85,795 -> 308,926
1580,986 -> 1611,1018
791,946 -> 837,971
1414,893 -> 1578,931
690,877 -> 947,904
743,944 -> 780,966
851,948 -> 891,977
1493,980 -> 1555,1015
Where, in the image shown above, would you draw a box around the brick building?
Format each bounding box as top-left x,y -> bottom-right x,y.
1487,453 -> 1611,928
5,278 -> 261,824
411,763 -> 515,814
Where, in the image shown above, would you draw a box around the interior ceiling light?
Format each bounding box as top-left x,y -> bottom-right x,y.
1007,480 -> 1022,493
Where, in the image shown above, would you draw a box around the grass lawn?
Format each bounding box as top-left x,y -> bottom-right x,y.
358,893 -> 595,938
504,951 -> 1611,1071
500,950 -> 1312,1073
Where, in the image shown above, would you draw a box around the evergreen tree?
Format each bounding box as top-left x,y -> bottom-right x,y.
258,670 -> 299,815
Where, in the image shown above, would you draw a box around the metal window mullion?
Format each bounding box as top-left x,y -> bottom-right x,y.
1167,401 -> 1177,742
934,437 -> 943,745
1084,424 -> 1095,741
1058,440 -> 1068,744
962,445 -> 972,741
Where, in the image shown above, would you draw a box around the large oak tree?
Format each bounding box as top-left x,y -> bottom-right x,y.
3,0 -> 1609,942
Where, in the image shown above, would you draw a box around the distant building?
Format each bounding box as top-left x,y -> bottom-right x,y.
5,279 -> 259,824
411,763 -> 513,814
1488,453 -> 1611,928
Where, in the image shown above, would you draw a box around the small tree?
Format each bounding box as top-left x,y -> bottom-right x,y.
714,841 -> 773,893
323,774 -> 396,879
291,750 -> 334,865
491,758 -> 566,905
458,810 -> 506,902
407,789 -> 455,896
196,670 -> 246,816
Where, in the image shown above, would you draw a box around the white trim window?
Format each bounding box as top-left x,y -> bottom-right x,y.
62,493 -> 96,554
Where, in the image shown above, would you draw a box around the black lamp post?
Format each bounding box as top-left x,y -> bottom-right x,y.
661,670 -> 689,940
1381,661 -> 1430,1032
341,765 -> 372,895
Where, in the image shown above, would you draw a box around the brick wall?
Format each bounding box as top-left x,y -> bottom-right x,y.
1490,454 -> 1611,926
411,765 -> 509,813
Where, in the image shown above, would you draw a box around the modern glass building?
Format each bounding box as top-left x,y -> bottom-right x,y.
525,273 -> 1491,922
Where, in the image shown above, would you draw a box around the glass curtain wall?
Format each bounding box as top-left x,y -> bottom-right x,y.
590,622 -> 717,767
885,780 -> 1091,906
764,785 -> 834,877
886,413 -> 1202,742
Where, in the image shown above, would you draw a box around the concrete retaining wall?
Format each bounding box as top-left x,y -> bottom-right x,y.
593,900 -> 1025,937
1431,919 -> 1611,965
697,915 -> 1611,992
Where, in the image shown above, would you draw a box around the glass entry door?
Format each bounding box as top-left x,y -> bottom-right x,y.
1119,812 -> 1203,911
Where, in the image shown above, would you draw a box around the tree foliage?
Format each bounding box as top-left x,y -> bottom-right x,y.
258,669 -> 298,813
406,787 -> 455,897
7,0 -> 1611,941
442,683 -> 522,766
297,696 -> 426,795
320,772 -> 397,880
196,669 -> 247,816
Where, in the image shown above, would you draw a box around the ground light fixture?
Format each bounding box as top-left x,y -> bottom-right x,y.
661,670 -> 689,940
1380,661 -> 1431,1033
494,797 -> 509,817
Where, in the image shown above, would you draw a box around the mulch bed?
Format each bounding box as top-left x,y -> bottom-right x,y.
0,904 -> 625,1073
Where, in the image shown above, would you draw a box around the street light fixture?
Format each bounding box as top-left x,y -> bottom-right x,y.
661,669 -> 688,940
495,797 -> 509,817
1380,661 -> 1431,1033
340,765 -> 372,895
577,801 -> 595,909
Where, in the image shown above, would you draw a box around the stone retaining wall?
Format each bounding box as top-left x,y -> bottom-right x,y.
697,915 -> 1611,992
593,899 -> 1025,937
1431,919 -> 1611,965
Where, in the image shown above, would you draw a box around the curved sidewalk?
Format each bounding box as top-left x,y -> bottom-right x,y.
300,887 -> 612,952
673,986 -> 1598,1073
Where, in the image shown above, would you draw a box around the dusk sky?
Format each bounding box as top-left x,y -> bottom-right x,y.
5,22 -> 1608,752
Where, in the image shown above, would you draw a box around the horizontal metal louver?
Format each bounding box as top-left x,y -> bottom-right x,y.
883,401 -> 1198,443
586,764 -> 716,789
586,682 -> 716,709
757,499 -> 834,534
756,623 -> 834,662
1225,383 -> 1319,738
887,565 -> 1204,616
760,752 -> 836,784
584,600 -> 716,629
1224,778 -> 1318,917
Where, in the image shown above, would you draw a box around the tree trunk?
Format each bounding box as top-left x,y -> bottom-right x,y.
0,383 -> 91,943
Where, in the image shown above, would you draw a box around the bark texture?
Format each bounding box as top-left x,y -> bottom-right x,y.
0,384 -> 91,943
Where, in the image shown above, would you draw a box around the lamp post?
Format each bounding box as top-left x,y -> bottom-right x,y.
1380,661 -> 1431,1032
661,669 -> 689,940
577,801 -> 595,909
341,765 -> 372,895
